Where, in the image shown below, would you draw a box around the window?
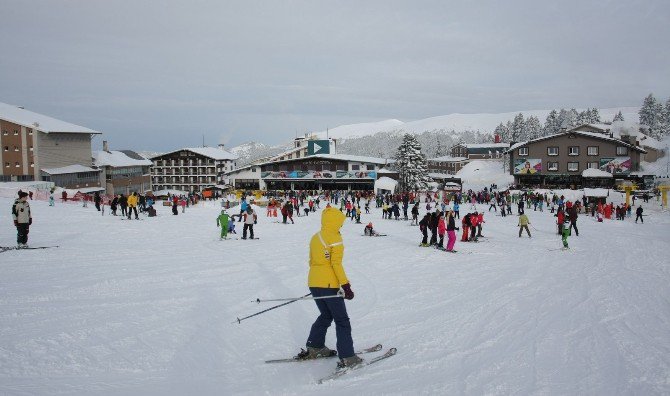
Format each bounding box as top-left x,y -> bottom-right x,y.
587,162 -> 599,169
616,146 -> 628,156
29,146 -> 33,152
15,162 -> 20,167
14,146 -> 19,152
13,130 -> 18,135
30,162 -> 34,168
251,167 -> 256,172
4,162 -> 8,167
567,162 -> 579,172
518,147 -> 528,156
547,162 -> 559,171
568,146 -> 579,156
547,147 -> 559,156
2,130 -> 7,135
28,129 -> 33,136
587,146 -> 599,156
367,164 -> 375,170
352,164 -> 360,170
3,146 -> 7,151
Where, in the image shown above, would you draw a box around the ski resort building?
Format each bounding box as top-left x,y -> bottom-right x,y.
150,145 -> 238,193
93,141 -> 152,195
259,154 -> 388,190
506,130 -> 647,187
427,155 -> 469,175
0,102 -> 102,185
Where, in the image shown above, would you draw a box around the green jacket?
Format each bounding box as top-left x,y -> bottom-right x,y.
518,214 -> 529,226
217,213 -> 229,228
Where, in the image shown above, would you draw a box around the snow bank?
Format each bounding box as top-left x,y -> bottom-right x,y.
456,160 -> 514,190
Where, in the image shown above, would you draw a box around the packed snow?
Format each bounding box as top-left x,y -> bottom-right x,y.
1,191 -> 669,395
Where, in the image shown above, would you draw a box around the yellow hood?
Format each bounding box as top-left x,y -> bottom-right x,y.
321,207 -> 345,233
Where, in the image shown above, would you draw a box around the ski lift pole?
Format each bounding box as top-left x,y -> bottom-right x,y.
233,293 -> 312,324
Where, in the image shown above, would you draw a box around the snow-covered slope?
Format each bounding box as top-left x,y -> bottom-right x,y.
315,107 -> 640,139
1,192 -> 669,394
457,160 -> 514,189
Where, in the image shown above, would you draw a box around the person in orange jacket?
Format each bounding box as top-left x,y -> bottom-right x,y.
476,212 -> 485,238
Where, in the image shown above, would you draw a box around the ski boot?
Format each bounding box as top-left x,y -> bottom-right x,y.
296,346 -> 336,360
337,354 -> 364,369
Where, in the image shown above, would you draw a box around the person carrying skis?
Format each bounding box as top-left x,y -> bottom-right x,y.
12,191 -> 32,248
300,207 -> 362,368
216,210 -> 230,240
518,213 -> 531,238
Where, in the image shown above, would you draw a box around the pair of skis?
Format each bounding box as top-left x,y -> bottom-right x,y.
265,343 -> 397,383
0,245 -> 59,253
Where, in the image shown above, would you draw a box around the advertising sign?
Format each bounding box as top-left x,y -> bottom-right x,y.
514,159 -> 542,174
261,170 -> 376,179
307,140 -> 331,155
599,157 -> 631,174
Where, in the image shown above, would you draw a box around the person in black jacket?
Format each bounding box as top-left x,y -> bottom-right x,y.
429,211 -> 439,246
635,206 -> 644,223
419,213 -> 430,246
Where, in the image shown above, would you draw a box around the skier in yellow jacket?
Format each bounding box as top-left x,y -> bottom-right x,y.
299,207 -> 363,368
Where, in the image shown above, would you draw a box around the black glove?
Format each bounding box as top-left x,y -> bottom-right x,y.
29,218 -> 32,225
341,283 -> 354,300
456,227 -> 460,231
14,220 -> 19,226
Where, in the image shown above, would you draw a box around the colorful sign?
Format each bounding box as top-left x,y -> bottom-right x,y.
307,140 -> 331,155
261,171 -> 376,179
599,157 -> 631,174
514,159 -> 542,175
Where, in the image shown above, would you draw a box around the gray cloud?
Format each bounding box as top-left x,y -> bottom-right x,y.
1,0 -> 668,151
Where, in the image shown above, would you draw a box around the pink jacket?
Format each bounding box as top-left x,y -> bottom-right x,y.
438,217 -> 446,235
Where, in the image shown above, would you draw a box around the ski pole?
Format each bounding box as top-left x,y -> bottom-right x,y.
254,290 -> 344,303
233,293 -> 311,324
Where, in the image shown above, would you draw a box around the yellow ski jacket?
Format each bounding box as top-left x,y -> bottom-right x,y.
308,207 -> 349,288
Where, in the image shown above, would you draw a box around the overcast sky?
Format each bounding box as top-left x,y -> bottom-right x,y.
1,0 -> 669,151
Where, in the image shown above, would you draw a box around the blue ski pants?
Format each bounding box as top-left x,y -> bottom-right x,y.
307,287 -> 355,358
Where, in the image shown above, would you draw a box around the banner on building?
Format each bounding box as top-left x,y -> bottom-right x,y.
307,140 -> 331,155
261,171 -> 376,179
599,157 -> 631,174
514,159 -> 542,174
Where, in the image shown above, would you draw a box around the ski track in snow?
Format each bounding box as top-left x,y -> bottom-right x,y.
1,197 -> 669,395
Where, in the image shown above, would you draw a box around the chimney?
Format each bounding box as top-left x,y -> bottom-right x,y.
103,140 -> 109,152
494,133 -> 501,143
218,143 -> 225,150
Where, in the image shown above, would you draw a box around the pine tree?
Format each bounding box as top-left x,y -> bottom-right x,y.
543,110 -> 559,136
589,108 -> 601,123
639,94 -> 664,139
663,98 -> 670,138
494,122 -> 510,142
613,111 -> 625,122
525,115 -> 542,140
512,113 -> 525,141
576,110 -> 589,125
394,134 -> 431,191
434,140 -> 445,157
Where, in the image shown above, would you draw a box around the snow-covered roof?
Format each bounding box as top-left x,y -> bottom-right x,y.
42,164 -> 100,175
428,172 -> 455,179
318,154 -> 389,164
93,150 -> 152,167
582,168 -> 613,178
463,143 -> 510,149
0,101 -> 101,134
505,131 -> 647,154
152,147 -> 238,161
570,123 -> 612,132
429,156 -> 468,162
377,168 -> 397,174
